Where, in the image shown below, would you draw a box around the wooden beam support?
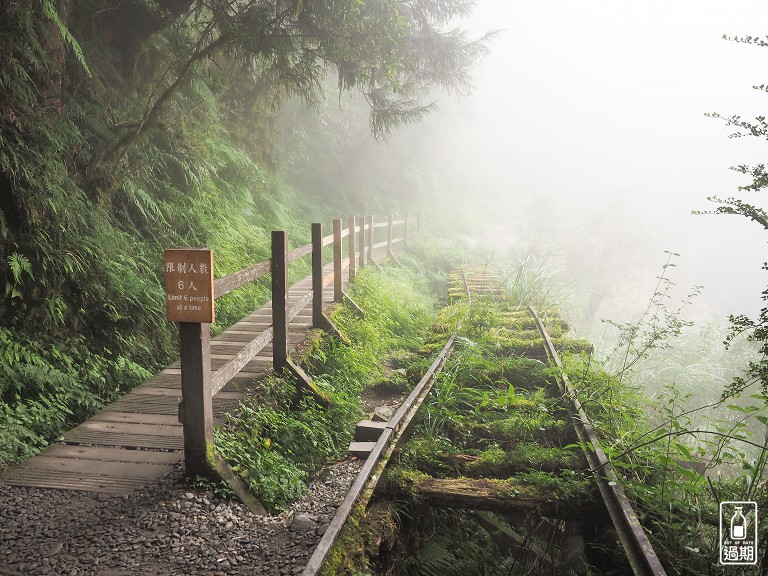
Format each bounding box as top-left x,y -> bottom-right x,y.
286,357 -> 331,408
178,322 -> 214,479
271,230 -> 289,372
311,223 -> 324,328
210,452 -> 267,515
383,475 -> 594,520
366,215 -> 374,262
342,290 -> 365,319
358,215 -> 365,269
333,218 -> 343,302
311,222 -> 348,342
348,216 -> 357,281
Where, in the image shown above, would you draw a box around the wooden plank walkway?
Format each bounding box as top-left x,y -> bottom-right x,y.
0,261 -> 353,494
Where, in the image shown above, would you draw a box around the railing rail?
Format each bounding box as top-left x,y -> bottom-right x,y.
166,212 -> 421,478
214,260 -> 271,299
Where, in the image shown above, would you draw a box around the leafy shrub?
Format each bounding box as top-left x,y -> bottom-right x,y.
217,262 -> 436,510
0,328 -> 150,465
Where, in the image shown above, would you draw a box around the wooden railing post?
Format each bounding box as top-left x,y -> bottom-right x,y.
348,215 -> 357,281
387,214 -> 393,257
403,212 -> 409,247
358,215 -> 365,269
271,230 -> 289,372
312,223 -> 324,327
333,218 -> 342,302
366,215 -> 374,262
179,322 -> 213,477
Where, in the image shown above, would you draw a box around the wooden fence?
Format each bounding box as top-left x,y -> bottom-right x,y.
170,213 -> 418,477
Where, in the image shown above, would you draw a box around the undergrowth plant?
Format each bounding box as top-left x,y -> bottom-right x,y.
0,2 -> 322,465
501,250 -> 569,310
0,328 -> 150,465
564,350 -> 768,574
601,251 -> 702,385
215,262 -> 436,511
568,249 -> 767,572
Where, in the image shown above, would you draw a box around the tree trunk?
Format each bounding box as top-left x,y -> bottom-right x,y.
41,0 -> 74,116
84,0 -> 196,77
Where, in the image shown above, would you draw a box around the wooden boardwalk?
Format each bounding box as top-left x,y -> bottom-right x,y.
0,267 -> 343,494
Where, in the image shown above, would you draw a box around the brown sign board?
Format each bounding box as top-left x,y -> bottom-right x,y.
164,248 -> 215,323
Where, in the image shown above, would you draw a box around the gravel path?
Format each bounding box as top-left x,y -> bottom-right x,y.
0,458 -> 362,576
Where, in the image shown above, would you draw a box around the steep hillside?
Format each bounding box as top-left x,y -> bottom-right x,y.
0,1 -> 487,464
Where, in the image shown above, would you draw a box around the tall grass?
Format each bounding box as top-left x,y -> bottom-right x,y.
215,261 -> 437,511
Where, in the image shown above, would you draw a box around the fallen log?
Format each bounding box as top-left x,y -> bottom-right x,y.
382,474 -> 595,521
406,446 -> 584,478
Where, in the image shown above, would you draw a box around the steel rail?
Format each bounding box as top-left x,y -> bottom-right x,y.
301,336 -> 456,576
528,306 -> 667,576
461,267 -> 472,304
301,266 -> 467,575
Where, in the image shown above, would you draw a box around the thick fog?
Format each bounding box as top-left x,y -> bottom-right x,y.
279,0 -> 768,333
394,0 -> 768,327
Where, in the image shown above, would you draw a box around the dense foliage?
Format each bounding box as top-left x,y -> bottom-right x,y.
566,350 -> 768,575
216,262 -> 436,511
0,1 -> 485,466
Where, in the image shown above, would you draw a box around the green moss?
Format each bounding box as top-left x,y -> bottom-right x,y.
481,414 -> 568,442
217,262 -> 438,511
320,501 -> 403,576
466,443 -> 582,476
400,438 -> 583,478
319,504 -> 368,576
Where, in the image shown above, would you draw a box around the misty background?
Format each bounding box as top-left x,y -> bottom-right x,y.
278,0 -> 768,343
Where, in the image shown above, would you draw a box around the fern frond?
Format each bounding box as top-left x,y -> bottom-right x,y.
8,252 -> 32,284
41,0 -> 91,76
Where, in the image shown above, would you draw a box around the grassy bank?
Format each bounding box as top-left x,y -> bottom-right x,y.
215,259 -> 439,511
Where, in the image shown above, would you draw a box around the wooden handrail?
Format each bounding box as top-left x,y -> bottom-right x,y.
214,260 -> 271,299
286,243 -> 313,263
214,224 -> 364,298
169,211 -> 420,481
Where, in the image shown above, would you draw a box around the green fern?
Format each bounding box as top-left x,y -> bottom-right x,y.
409,536 -> 480,576
41,0 -> 91,77
6,252 -> 33,298
8,251 -> 32,283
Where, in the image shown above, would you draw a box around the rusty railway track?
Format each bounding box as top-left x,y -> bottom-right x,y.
302,336 -> 457,576
458,267 -> 665,574
302,266 -> 667,575
458,267 -> 665,575
529,305 -> 666,575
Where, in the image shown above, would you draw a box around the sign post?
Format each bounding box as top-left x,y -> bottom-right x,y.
164,248 -> 215,477
164,249 -> 215,323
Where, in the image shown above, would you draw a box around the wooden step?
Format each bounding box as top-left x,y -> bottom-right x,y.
348,441 -> 377,459
354,420 -> 387,442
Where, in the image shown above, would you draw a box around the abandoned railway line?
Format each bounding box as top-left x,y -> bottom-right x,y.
0,222 -> 668,575
302,267 -> 667,575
